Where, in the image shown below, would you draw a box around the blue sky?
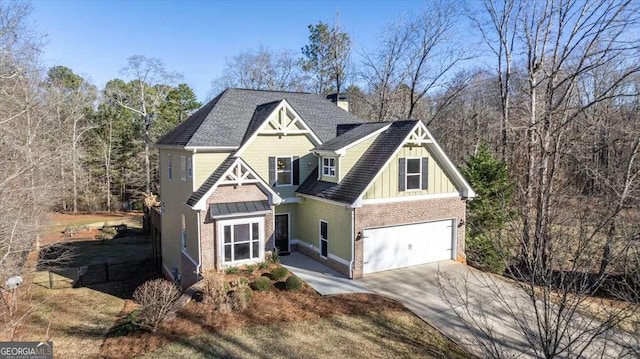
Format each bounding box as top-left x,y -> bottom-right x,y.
32,0 -> 478,101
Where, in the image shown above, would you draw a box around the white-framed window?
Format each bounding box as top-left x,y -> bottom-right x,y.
219,217 -> 264,265
167,154 -> 172,181
181,214 -> 186,250
319,220 -> 328,258
187,156 -> 193,179
180,156 -> 187,181
276,156 -> 292,186
406,158 -> 421,190
322,157 -> 336,177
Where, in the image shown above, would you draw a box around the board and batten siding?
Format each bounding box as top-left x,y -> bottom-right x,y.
241,134 -> 317,199
364,145 -> 457,199
193,152 -> 231,189
297,198 -> 352,262
159,149 -> 201,276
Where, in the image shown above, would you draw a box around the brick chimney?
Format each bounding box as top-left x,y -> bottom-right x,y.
326,93 -> 349,112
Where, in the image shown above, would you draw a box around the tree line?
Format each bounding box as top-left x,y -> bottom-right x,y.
2,0 -> 640,355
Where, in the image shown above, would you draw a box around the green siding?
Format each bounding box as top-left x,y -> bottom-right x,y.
241,134 -> 316,199
297,198 -> 352,262
159,149 -> 200,274
194,152 -> 230,189
364,144 -> 457,199
339,135 -> 378,181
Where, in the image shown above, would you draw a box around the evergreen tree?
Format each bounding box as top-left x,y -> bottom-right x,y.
461,143 -> 514,274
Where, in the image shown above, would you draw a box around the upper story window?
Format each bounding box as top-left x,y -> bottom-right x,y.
399,157 -> 428,192
187,156 -> 193,179
322,157 -> 336,177
269,156 -> 299,187
181,214 -> 186,250
276,157 -> 292,186
406,158 -> 421,190
180,156 -> 187,181
168,154 -> 173,181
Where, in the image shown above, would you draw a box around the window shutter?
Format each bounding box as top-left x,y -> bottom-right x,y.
421,157 -> 429,190
293,156 -> 300,185
398,158 -> 406,192
268,157 -> 276,186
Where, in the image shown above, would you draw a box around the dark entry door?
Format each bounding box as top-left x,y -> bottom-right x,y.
275,214 -> 289,253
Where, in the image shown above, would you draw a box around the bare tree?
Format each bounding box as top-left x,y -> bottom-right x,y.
210,46 -> 307,95
359,1 -> 469,121
46,66 -> 96,213
108,56 -> 181,193
470,0 -> 522,159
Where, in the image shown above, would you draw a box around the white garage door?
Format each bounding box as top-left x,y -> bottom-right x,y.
363,219 -> 454,274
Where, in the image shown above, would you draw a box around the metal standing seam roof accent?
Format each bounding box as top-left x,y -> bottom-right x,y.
209,200 -> 271,217
296,120 -> 419,205
157,88 -> 363,147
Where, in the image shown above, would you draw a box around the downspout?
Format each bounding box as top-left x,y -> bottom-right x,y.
196,211 -> 202,279
349,207 -> 355,279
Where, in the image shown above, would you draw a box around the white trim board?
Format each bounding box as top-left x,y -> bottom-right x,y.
181,249 -> 199,266
234,99 -> 322,157
360,192 -> 460,205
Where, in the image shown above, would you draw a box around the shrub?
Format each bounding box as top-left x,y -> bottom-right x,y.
268,248 -> 281,263
109,310 -> 142,336
257,261 -> 270,270
97,226 -> 118,240
252,277 -> 271,291
229,289 -> 250,311
270,267 -> 289,281
225,266 -> 239,274
466,234 -> 508,275
132,279 -> 182,332
245,264 -> 256,273
229,277 -> 252,310
201,272 -> 228,307
285,276 -> 303,291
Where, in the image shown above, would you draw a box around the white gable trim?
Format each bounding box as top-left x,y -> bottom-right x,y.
314,124 -> 390,157
352,121 -> 475,206
234,99 -> 322,157
335,124 -> 390,156
191,157 -> 282,211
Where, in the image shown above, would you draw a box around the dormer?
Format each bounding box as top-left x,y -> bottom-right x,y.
313,122 -> 390,183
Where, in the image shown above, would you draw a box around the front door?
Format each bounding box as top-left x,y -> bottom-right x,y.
274,214 -> 289,253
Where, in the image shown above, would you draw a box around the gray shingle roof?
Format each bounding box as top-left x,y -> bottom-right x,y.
315,122 -> 390,151
185,156 -> 235,207
157,88 -> 363,147
297,120 -> 418,204
210,200 -> 270,218
240,100 -> 282,145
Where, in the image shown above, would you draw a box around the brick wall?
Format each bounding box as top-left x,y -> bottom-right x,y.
198,184 -> 275,272
353,196 -> 467,278
206,184 -> 268,204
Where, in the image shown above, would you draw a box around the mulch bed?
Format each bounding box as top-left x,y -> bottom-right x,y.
99,270 -> 405,359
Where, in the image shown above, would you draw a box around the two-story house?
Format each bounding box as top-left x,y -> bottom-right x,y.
156,88 -> 475,288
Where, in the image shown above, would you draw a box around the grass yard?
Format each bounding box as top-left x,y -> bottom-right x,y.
143,311 -> 463,359
100,266 -> 473,359
15,281 -> 124,359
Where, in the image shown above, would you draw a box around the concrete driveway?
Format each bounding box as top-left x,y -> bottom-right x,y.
280,252 -> 370,295
358,261 -> 634,359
